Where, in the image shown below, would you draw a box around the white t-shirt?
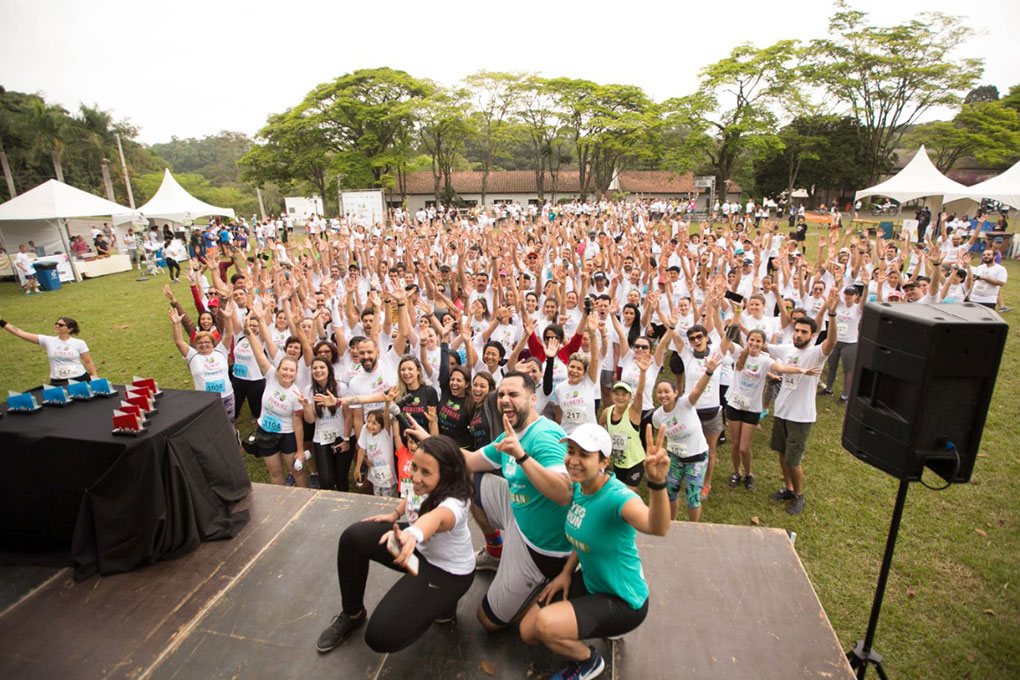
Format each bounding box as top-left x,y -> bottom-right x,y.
405,495 -> 474,575
833,303 -> 863,344
771,343 -> 828,423
38,335 -> 89,380
679,340 -> 722,410
358,425 -> 396,488
552,376 -> 598,434
231,335 -> 265,381
348,350 -> 399,413
652,397 -> 708,460
488,323 -> 521,359
185,344 -> 233,397
970,263 -> 1007,304
304,383 -> 348,445
258,366 -> 303,434
726,348 -> 776,414
617,350 -> 660,411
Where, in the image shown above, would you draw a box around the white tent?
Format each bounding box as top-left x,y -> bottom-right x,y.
943,158 -> 1020,209
855,145 -> 970,203
0,179 -> 132,280
138,169 -> 236,222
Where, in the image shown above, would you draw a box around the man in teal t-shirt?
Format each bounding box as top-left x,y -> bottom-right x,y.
462,371 -> 573,631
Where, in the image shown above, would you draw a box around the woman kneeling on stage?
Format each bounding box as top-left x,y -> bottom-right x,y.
519,423 -> 671,680
316,434 -> 475,655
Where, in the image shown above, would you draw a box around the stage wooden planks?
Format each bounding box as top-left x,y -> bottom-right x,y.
0,484 -> 853,680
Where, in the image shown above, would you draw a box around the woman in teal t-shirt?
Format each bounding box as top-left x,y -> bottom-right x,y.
519,423 -> 671,680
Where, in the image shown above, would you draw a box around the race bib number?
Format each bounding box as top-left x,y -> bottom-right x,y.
262,414 -> 282,433
204,379 -> 226,393
318,425 -> 339,444
728,392 -> 751,411
55,365 -> 78,379
666,441 -> 688,459
369,464 -> 394,487
610,432 -> 627,465
837,321 -> 849,337
232,363 -> 248,378
563,409 -> 585,423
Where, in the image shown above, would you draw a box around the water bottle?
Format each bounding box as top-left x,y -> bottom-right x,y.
294,449 -> 312,471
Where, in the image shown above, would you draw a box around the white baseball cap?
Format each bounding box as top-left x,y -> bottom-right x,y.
560,423 -> 613,458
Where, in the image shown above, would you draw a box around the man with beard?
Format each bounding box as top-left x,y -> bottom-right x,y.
459,371 -> 573,632
969,248 -> 1008,310
766,288 -> 838,515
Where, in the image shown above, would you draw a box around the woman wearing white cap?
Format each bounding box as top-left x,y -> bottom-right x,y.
519,422 -> 671,680
597,353 -> 650,491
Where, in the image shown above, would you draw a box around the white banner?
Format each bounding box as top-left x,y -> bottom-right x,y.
341,190 -> 386,228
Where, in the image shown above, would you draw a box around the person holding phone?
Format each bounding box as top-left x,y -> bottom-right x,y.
316,435 -> 475,655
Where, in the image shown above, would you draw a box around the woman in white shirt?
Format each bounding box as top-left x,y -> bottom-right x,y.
552,319 -> 600,434
316,435 -> 476,655
1,315 -> 98,385
170,304 -> 236,418
301,357 -> 350,492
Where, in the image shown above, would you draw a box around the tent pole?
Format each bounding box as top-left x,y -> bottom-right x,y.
58,218 -> 81,282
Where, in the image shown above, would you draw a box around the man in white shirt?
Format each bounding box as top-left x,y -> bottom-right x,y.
969,249 -> 1007,309
14,244 -> 39,295
767,290 -> 838,515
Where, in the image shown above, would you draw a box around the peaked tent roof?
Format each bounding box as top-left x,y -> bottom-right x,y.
0,179 -> 132,221
943,158 -> 1020,209
138,169 -> 236,221
855,145 -> 970,203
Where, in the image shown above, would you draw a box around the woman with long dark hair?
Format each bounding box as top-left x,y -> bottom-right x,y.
1,314 -> 98,385
316,435 -> 475,654
302,357 -> 351,491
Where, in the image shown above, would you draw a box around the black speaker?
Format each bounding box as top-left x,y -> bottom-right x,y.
842,303 -> 1008,483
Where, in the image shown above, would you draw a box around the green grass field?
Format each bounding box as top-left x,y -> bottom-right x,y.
1,236 -> 1017,679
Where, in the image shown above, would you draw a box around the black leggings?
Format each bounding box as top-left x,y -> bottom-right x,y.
315,441 -> 354,492
337,520 -> 474,654
231,376 -> 265,420
165,257 -> 181,280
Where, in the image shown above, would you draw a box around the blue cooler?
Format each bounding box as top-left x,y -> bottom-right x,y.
34,262 -> 61,291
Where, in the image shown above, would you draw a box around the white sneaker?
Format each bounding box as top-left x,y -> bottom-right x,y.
475,546 -> 500,572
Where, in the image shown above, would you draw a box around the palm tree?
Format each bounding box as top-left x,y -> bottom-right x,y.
26,99 -> 71,183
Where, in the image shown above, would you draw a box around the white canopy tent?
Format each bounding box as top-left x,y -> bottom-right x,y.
0,179 -> 132,281
855,145 -> 970,204
943,158 -> 1020,210
138,169 -> 236,223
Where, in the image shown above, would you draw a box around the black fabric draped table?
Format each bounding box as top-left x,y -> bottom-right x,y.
0,386 -> 250,580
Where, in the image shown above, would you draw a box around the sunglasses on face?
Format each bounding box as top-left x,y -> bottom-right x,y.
633,344 -> 651,351
54,322 -> 67,327
688,334 -> 705,341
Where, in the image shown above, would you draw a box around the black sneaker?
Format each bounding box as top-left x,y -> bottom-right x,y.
821,389 -> 833,396
316,611 -> 366,653
769,487 -> 795,502
786,494 -> 806,515
286,474 -> 295,487
744,474 -> 756,491
434,605 -> 457,624
728,473 -> 742,488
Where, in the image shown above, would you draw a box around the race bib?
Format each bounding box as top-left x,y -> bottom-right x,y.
54,365 -> 78,379
610,433 -> 627,465
318,425 -> 339,444
563,409 -> 584,423
837,321 -> 849,337
262,414 -> 282,433
666,441 -> 688,459
369,464 -> 394,487
232,363 -> 248,378
728,392 -> 751,411
204,379 -> 226,393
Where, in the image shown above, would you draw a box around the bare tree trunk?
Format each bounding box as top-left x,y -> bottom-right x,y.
0,145 -> 16,198
52,149 -> 65,183
101,159 -> 116,201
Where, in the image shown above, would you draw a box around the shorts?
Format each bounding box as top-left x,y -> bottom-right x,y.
600,368 -> 615,389
726,405 -> 761,426
613,460 -> 645,487
255,426 -> 298,456
479,474 -> 569,626
550,575 -> 649,639
666,453 -> 707,509
696,407 -> 724,436
769,417 -> 812,467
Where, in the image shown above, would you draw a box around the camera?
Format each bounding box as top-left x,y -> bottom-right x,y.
584,298 -> 593,314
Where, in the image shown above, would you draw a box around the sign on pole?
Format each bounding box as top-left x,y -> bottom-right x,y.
340,189 -> 387,228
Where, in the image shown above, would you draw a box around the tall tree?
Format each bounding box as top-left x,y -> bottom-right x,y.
465,71 -> 524,205
417,86 -> 475,202
241,110 -> 333,213
26,99 -> 71,183
515,77 -> 565,201
806,1 -> 983,183
965,85 -> 999,104
907,102 -> 1020,172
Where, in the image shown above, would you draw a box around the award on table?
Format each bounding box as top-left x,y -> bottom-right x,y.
7,390 -> 41,413
132,376 -> 162,399
119,401 -> 147,421
90,378 -> 116,397
41,384 -> 70,406
67,379 -> 95,401
125,390 -> 157,414
112,409 -> 146,436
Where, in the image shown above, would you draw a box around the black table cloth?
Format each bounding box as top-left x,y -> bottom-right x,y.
0,387 -> 250,580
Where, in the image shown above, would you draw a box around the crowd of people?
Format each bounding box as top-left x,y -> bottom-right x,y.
0,197 -> 1011,679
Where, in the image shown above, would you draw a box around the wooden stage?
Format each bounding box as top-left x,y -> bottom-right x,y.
0,484 -> 853,679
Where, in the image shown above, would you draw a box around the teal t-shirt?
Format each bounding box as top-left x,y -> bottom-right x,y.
483,417 -> 571,554
564,474 -> 648,610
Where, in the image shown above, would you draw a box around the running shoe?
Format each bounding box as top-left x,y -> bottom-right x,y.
310,473 -> 320,489
285,474 -> 295,487
550,646 -> 605,680
316,610 -> 366,653
475,546 -> 501,572
434,605 -> 457,624
838,395 -> 848,405
786,494 -> 806,515
744,474 -> 756,491
769,487 -> 795,502
760,409 -> 769,420
998,306 -> 1012,312
728,473 -> 742,488
820,388 -> 833,396
700,484 -> 711,500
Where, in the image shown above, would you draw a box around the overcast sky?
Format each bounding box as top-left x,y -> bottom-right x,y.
1,0 -> 1017,145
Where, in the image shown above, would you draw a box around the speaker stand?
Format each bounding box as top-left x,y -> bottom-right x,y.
847,476 -> 909,680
